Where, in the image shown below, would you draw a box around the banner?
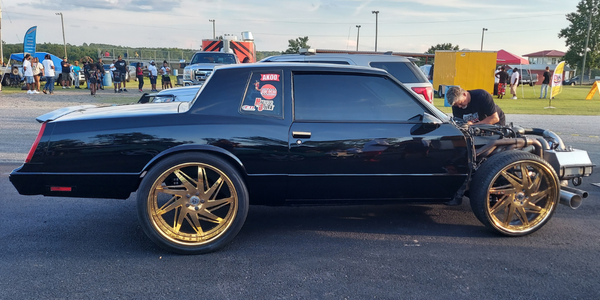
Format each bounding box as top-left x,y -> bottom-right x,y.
550,61 -> 565,99
23,26 -> 38,54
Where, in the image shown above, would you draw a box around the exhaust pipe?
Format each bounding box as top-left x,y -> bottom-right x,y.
561,186 -> 589,199
559,189 -> 583,209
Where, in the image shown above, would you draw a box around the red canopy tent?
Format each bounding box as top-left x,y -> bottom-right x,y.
496,49 -> 529,65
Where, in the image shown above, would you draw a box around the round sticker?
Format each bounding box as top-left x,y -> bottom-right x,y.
260,84 -> 277,100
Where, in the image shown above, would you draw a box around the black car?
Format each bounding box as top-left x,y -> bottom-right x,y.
564,75 -> 596,86
10,63 -> 594,254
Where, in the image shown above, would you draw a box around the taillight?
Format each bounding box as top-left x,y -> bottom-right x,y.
25,122 -> 47,163
411,86 -> 434,104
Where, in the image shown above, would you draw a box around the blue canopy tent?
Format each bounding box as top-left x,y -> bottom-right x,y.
9,52 -> 64,72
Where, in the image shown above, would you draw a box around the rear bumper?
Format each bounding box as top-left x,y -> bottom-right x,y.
10,166 -> 139,199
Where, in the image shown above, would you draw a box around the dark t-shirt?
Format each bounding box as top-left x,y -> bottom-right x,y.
115,60 -> 127,73
497,71 -> 509,84
452,89 -> 505,125
61,61 -> 70,74
96,62 -> 105,73
542,71 -> 550,84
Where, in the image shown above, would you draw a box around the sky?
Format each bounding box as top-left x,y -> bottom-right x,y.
0,0 -> 580,57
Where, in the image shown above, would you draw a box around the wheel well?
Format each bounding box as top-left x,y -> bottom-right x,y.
138,149 -> 248,187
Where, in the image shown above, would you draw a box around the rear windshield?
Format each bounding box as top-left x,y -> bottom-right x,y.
369,61 -> 426,83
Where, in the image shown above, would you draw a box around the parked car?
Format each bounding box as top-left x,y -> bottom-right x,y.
563,75 -> 596,86
260,51 -> 434,103
10,63 -> 594,254
137,85 -> 202,103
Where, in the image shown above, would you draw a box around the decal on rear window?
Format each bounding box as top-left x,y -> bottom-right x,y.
241,71 -> 283,118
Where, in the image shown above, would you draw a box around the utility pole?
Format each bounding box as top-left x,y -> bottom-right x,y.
355,25 -> 361,51
56,12 -> 67,60
209,19 -> 215,39
581,9 -> 592,85
480,28 -> 488,51
372,11 -> 379,52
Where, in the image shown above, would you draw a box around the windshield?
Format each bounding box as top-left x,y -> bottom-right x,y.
191,53 -> 237,65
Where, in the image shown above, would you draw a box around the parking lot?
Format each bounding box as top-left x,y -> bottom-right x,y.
1,91 -> 599,299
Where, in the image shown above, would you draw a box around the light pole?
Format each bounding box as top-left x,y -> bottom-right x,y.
56,12 -> 67,60
355,25 -> 361,51
372,11 -> 379,52
480,28 -> 488,51
209,19 -> 215,39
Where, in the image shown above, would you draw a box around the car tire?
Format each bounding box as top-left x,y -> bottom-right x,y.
137,152 -> 249,254
470,150 -> 559,237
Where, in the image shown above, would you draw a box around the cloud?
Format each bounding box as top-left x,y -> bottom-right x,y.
33,0 -> 184,12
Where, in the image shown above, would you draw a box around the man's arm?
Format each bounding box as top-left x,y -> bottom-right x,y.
472,112 -> 499,125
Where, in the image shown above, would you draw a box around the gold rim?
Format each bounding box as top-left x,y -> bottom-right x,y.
486,160 -> 558,234
147,162 -> 238,246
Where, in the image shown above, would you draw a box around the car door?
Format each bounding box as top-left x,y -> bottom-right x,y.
287,71 -> 468,202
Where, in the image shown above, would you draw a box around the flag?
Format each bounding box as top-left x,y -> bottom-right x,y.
23,26 -> 38,54
550,61 -> 565,99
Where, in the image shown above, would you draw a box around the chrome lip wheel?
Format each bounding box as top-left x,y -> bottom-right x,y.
147,162 -> 238,246
486,161 -> 559,234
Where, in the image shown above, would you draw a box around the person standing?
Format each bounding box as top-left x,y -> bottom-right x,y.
510,68 -> 520,100
136,63 -> 144,92
495,66 -> 509,99
96,58 -> 106,91
72,61 -> 81,89
42,54 -> 56,95
446,86 -> 506,125
148,60 -> 158,92
32,57 -> 44,93
60,57 -> 71,89
540,66 -> 551,99
160,60 -> 172,89
88,63 -> 98,96
114,55 -> 128,92
23,54 -> 35,94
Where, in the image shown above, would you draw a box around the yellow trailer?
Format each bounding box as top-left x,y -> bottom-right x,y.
433,50 -> 497,97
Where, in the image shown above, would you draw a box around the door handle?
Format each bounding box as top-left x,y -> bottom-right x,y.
292,131 -> 311,139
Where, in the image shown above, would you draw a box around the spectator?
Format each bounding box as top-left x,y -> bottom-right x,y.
109,60 -> 116,80
160,60 -> 172,89
60,57 -> 71,89
136,63 -> 144,92
114,55 -> 128,92
42,54 -> 56,95
148,60 -> 158,92
495,66 -> 509,99
72,61 -> 81,89
540,66 -> 551,99
23,54 -> 35,94
89,63 -> 99,96
32,57 -> 44,93
446,86 -> 506,126
510,68 -> 520,100
84,58 -> 95,89
113,61 -> 122,93
96,58 -> 105,90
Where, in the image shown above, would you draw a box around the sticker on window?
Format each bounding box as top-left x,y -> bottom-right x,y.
261,74 -> 280,81
242,105 -> 256,111
260,84 -> 277,100
255,98 -> 275,111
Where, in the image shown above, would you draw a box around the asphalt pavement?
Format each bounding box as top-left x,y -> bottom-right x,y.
1,96 -> 600,299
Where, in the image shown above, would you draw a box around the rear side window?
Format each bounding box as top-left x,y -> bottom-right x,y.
293,73 -> 424,122
240,71 -> 284,118
369,61 -> 425,83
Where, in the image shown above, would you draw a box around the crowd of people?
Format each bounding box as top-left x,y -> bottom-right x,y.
19,54 -> 175,96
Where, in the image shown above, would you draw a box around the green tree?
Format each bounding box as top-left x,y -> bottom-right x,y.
558,0 -> 600,75
426,43 -> 460,54
283,36 -> 310,54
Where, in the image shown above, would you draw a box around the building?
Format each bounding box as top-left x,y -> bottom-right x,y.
521,50 -> 573,83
